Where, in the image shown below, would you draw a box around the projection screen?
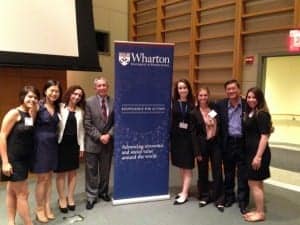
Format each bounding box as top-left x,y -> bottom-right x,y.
0,0 -> 100,71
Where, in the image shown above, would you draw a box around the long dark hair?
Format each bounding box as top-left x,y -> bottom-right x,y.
173,78 -> 194,105
246,87 -> 269,113
62,85 -> 86,109
42,80 -> 62,112
246,87 -> 274,133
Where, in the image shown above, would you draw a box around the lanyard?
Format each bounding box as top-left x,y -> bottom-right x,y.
179,101 -> 188,119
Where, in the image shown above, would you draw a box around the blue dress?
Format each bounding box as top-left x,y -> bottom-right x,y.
31,103 -> 59,173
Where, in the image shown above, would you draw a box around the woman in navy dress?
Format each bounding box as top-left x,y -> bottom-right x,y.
243,87 -> 272,222
55,85 -> 85,213
171,78 -> 198,205
31,80 -> 62,223
0,86 -> 39,225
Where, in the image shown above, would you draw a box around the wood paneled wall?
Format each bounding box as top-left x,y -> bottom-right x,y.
0,68 -> 66,120
129,0 -> 300,99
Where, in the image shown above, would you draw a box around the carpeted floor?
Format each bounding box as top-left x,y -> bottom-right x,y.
0,164 -> 299,225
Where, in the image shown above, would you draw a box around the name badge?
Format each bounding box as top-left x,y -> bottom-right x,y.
24,117 -> 33,126
179,122 -> 188,129
208,110 -> 217,118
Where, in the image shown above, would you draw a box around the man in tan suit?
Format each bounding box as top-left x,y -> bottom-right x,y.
84,77 -> 114,210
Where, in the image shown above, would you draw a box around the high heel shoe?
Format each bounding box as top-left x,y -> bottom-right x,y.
45,207 -> 56,220
173,196 -> 188,205
175,194 -> 181,199
216,204 -> 224,212
36,209 -> 48,223
67,197 -> 76,211
199,200 -> 208,208
58,199 -> 68,213
68,204 -> 76,211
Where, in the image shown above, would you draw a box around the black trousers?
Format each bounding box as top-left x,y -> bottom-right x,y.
197,139 -> 224,205
223,137 -> 249,207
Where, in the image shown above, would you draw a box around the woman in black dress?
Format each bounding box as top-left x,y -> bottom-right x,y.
55,85 -> 85,213
0,86 -> 39,225
192,87 -> 224,212
243,87 -> 272,222
171,79 -> 198,205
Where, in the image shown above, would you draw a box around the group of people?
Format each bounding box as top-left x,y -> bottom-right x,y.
170,79 -> 273,222
0,76 -> 272,225
0,77 -> 113,225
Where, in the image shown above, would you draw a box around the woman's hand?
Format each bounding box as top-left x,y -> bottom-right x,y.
2,162 -> 13,176
79,151 -> 84,159
196,155 -> 202,162
251,156 -> 261,170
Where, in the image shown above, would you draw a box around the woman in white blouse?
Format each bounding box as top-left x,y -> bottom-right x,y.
55,85 -> 85,213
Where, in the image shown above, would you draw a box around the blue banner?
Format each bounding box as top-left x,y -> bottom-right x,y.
113,41 -> 174,204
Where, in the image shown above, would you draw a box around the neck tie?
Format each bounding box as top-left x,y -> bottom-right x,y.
101,98 -> 107,122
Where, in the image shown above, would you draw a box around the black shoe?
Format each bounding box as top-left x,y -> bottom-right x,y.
58,200 -> 68,213
99,193 -> 111,202
239,203 -> 248,214
224,199 -> 235,208
66,198 -> 76,211
240,207 -> 248,214
216,204 -> 224,212
67,204 -> 76,211
198,200 -> 208,208
86,200 -> 96,210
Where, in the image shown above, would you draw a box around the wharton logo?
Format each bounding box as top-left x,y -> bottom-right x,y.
119,52 -> 131,66
118,52 -> 171,67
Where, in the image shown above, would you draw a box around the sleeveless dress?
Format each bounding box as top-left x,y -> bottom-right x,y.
170,101 -> 195,169
0,110 -> 34,181
244,111 -> 271,180
31,104 -> 59,173
55,111 -> 80,172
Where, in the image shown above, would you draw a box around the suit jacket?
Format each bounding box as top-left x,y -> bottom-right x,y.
216,97 -> 246,152
58,103 -> 85,151
192,102 -> 220,157
84,95 -> 114,154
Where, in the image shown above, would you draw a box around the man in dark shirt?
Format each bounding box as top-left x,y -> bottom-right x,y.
216,79 -> 249,214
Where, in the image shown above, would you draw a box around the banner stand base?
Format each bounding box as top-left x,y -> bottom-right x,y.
112,194 -> 170,205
